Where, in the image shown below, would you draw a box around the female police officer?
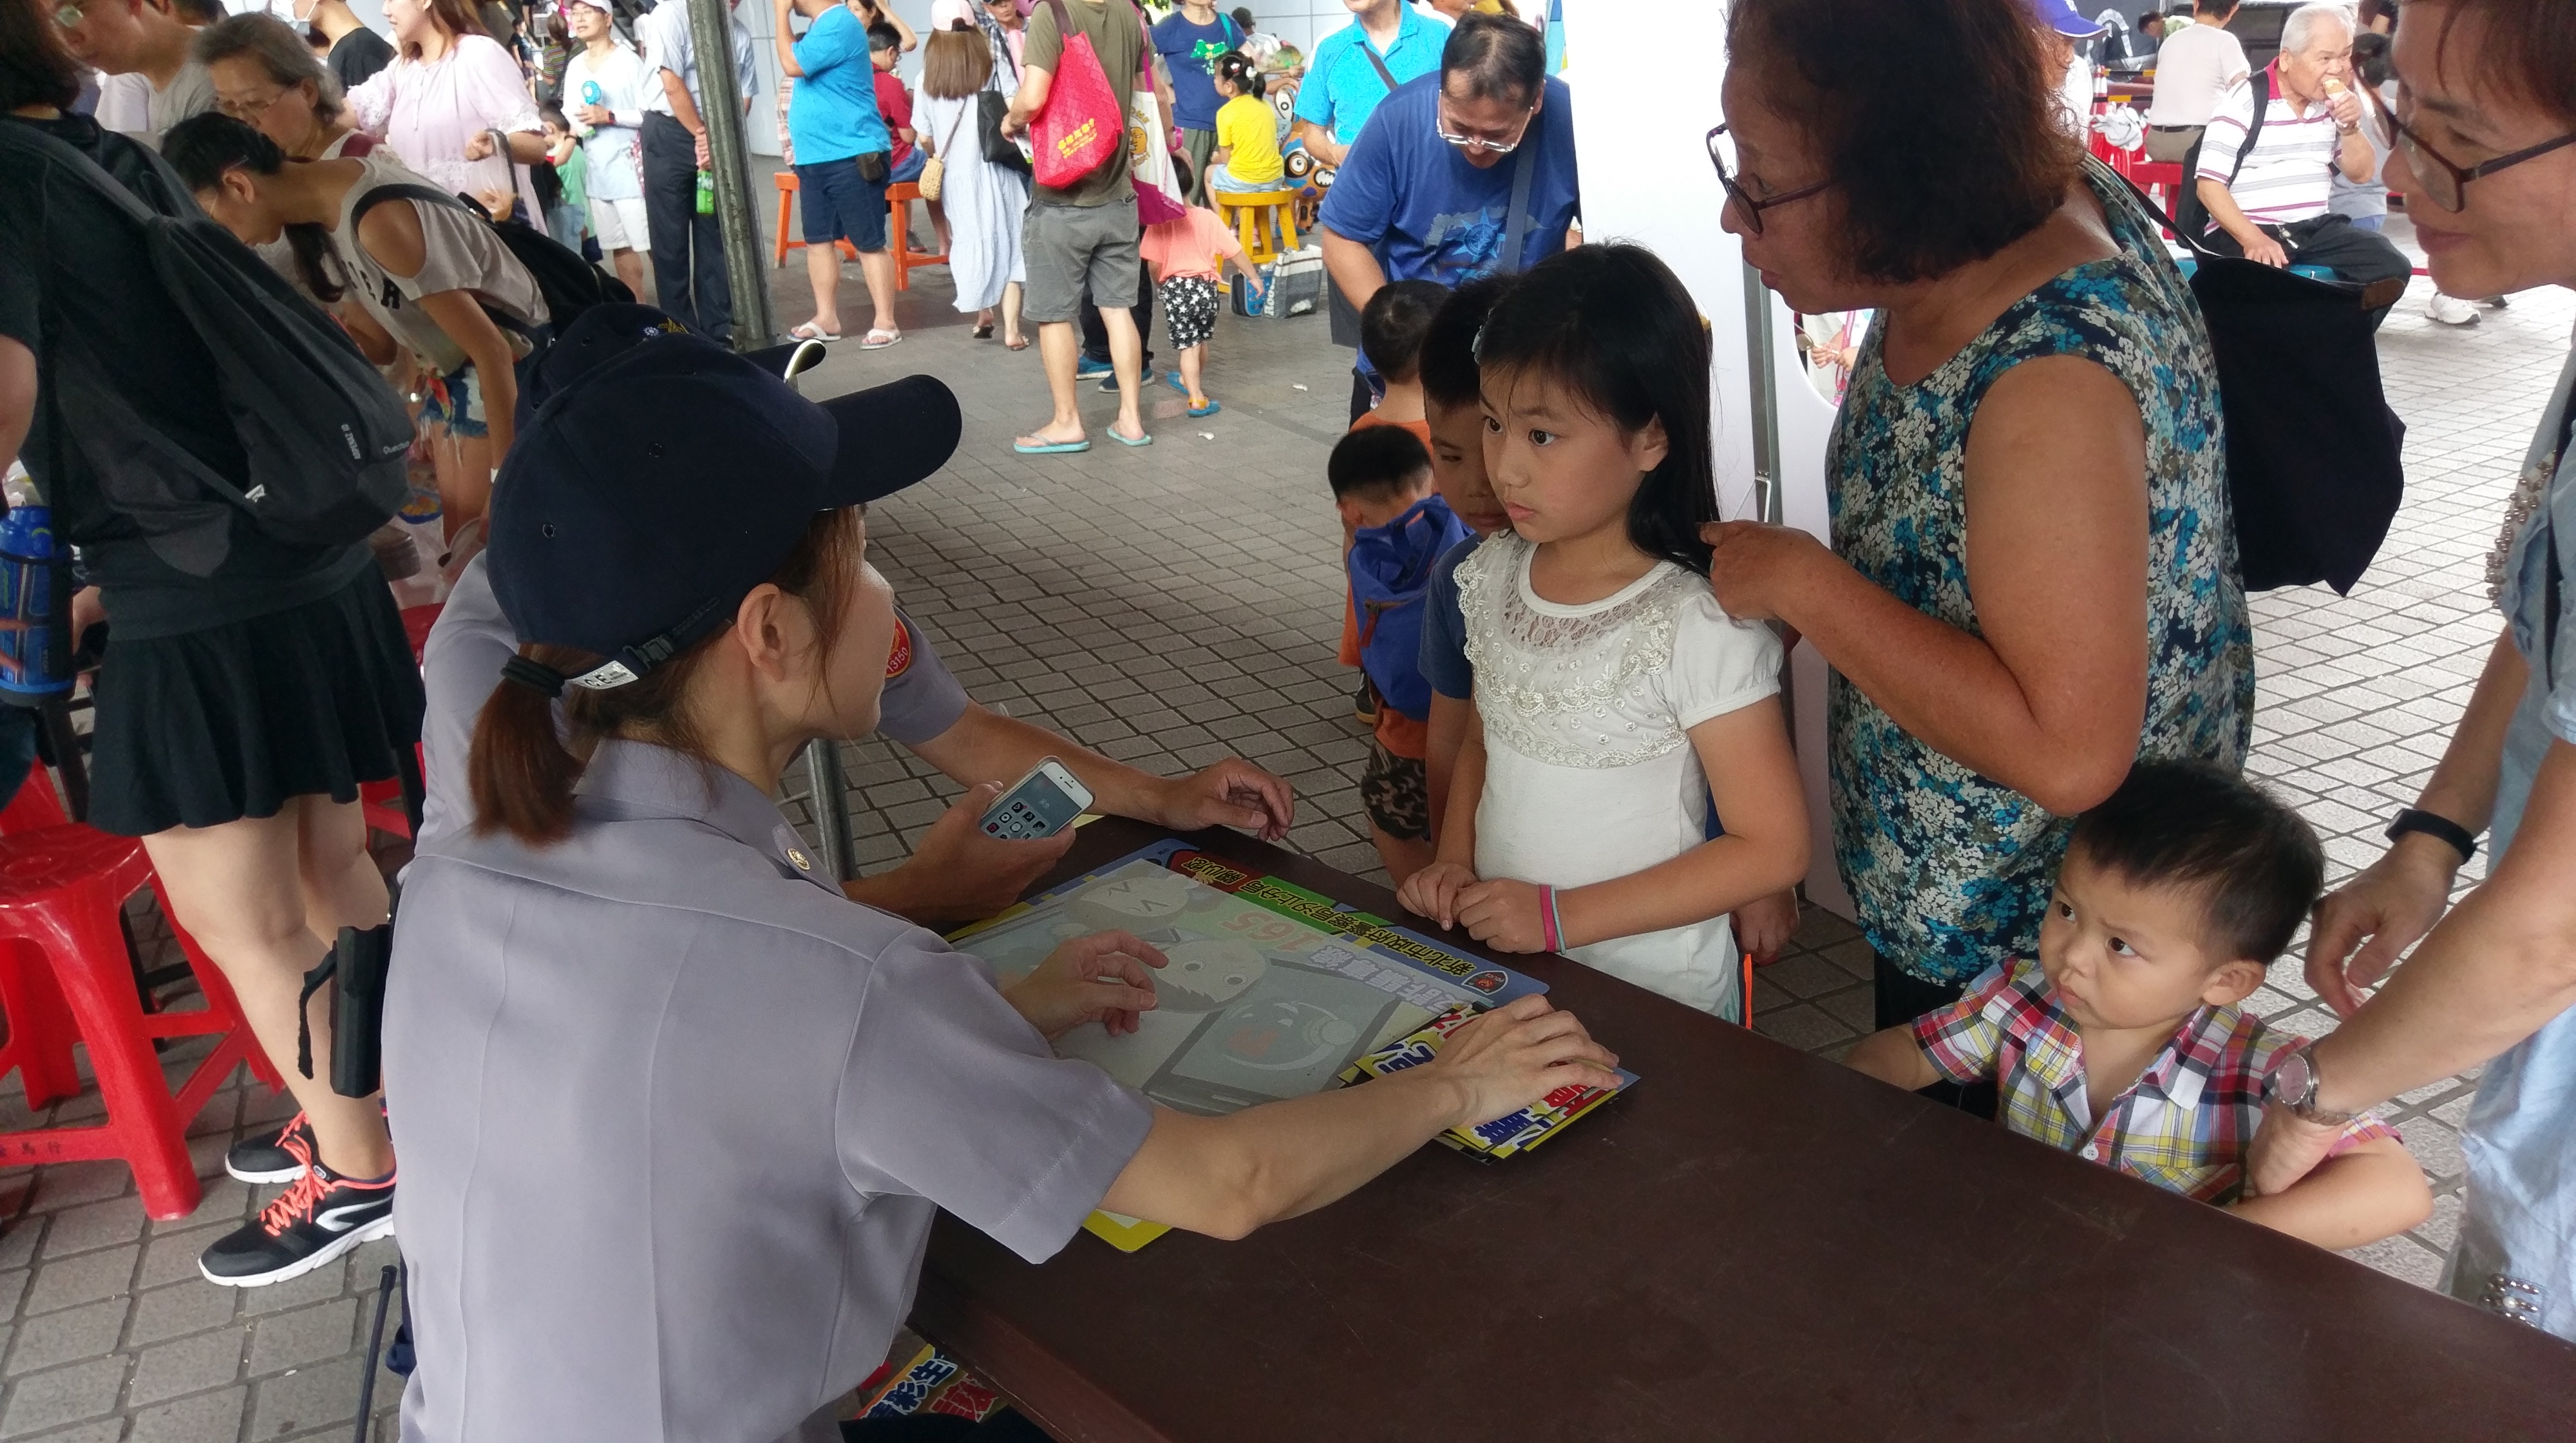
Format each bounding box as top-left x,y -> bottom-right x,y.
382,332 -> 1618,1442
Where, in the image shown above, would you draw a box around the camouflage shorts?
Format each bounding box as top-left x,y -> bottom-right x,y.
1361,738 -> 1430,841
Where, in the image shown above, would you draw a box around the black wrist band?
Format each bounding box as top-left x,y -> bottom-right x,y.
2387,808 -> 2477,865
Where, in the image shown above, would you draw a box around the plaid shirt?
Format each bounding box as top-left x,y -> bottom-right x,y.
1913,960 -> 2397,1203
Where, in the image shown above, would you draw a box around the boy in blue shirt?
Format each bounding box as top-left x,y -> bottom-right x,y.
775,0 -> 900,348
1414,276 -> 1510,841
1331,426 -> 1464,885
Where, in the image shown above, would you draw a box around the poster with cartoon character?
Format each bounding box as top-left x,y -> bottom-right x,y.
951,841 -> 1545,1116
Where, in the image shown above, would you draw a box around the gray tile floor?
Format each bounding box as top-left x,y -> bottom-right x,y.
0,222 -> 2562,1438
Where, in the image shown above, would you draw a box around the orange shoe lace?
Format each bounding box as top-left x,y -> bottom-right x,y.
258,1163 -> 332,1236
277,1111 -> 314,1165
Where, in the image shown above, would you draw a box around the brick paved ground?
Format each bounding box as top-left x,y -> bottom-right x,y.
0,216 -> 2561,1438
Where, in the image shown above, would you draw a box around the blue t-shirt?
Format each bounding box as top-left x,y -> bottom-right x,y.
1318,73 -> 1580,288
1418,533 -> 1478,701
1291,6 -> 1447,146
788,5 -> 891,167
1151,10 -> 1239,133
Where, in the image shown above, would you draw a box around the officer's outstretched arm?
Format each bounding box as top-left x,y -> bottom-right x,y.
1096,997 -> 1618,1240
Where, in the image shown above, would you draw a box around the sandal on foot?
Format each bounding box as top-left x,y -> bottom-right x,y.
974,321 -> 995,339
1106,425 -> 1152,447
1164,371 -> 1191,396
789,321 -> 840,342
1013,434 -> 1090,455
1188,398 -> 1222,417
860,329 -> 903,350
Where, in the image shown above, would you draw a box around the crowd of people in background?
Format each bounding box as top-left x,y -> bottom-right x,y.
2,0 -> 2575,1433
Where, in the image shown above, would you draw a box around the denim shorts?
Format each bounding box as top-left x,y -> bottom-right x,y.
797,155 -> 891,252
419,361 -> 489,439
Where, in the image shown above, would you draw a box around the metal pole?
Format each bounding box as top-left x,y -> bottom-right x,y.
803,740 -> 857,882
1740,258 -> 1784,525
686,0 -> 775,350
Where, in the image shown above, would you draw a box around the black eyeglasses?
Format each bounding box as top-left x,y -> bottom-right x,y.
1704,123 -> 1830,235
2367,86 -> 2576,214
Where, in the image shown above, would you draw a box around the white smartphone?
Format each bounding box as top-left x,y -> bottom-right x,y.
978,759 -> 1095,841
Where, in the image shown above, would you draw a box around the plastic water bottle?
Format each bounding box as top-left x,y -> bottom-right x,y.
695,168 -> 714,215
0,501 -> 73,702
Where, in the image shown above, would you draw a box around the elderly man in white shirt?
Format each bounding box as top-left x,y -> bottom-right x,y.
2144,0 -> 2249,161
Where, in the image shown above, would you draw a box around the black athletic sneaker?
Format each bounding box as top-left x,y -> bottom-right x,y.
223,1111 -> 316,1185
199,1161 -> 395,1287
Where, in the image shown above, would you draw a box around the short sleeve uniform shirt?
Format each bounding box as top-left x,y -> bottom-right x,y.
386,740 -> 1153,1442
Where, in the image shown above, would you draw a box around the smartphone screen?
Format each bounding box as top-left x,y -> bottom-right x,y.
980,760 -> 1094,840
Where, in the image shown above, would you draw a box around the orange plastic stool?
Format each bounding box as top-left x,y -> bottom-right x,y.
884,182 -> 948,291
0,825 -> 267,1218
773,171 -> 860,269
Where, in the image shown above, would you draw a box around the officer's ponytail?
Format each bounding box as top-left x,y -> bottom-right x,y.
469,507 -> 865,845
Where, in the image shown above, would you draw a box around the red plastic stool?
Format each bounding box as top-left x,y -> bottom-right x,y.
0,767 -> 83,1110
0,827 -> 269,1218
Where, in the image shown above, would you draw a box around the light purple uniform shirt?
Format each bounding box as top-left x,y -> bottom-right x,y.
385,738 -> 1152,1441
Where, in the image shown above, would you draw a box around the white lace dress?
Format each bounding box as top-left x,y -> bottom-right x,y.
1458,534 -> 1784,1018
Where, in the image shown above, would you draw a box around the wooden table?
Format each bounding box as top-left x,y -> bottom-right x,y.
915,818 -> 2576,1442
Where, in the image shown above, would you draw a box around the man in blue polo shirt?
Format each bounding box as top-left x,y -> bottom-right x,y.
777,0 -> 901,348
1293,0 -> 1448,170
1319,13 -> 1577,386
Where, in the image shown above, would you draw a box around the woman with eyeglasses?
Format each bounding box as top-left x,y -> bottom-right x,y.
193,12 -> 377,160
2247,0 -> 2576,1340
1698,0 -> 2252,1081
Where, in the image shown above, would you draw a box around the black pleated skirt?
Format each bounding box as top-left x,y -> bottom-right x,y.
88,570 -> 425,837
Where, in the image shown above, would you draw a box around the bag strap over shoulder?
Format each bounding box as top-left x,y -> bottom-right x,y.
1502,124 -> 1538,274
2230,64 -> 2271,189
350,178 -> 477,227
0,120 -> 162,230
1359,38 -> 1399,93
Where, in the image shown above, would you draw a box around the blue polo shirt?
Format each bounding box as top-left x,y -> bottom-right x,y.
788,4 -> 892,167
1319,72 -> 1580,287
1291,6 -> 1447,146
1151,9 -> 1241,133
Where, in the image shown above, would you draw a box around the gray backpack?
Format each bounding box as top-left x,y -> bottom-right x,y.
0,122 -> 410,575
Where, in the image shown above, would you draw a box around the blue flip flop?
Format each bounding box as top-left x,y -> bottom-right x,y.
1106,426 -> 1153,447
1188,399 -> 1222,417
1164,371 -> 1191,396
1013,437 -> 1091,455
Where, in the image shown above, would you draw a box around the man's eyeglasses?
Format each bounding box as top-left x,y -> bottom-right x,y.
1435,104 -> 1536,157
2366,86 -> 2576,214
1705,123 -> 1831,236
51,1 -> 82,28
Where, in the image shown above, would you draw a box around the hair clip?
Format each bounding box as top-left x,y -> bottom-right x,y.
1470,320 -> 1488,362
500,655 -> 569,700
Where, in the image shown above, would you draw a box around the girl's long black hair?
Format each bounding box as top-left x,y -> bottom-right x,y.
1472,242 -> 1716,571
162,112 -> 345,303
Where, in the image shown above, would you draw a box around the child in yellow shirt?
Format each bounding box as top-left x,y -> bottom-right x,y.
1207,51 -> 1283,193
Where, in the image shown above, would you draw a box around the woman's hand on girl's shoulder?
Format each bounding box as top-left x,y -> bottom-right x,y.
1397,861 -> 1479,932
1700,520 -> 1827,624
1455,877 -> 1548,953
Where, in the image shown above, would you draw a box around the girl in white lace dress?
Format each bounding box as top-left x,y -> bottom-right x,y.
1397,245 -> 1810,1020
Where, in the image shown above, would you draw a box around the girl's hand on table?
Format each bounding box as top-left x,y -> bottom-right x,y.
1003,930 -> 1166,1040
1398,861 -> 1478,930
1455,877 -> 1549,953
1427,995 -> 1620,1128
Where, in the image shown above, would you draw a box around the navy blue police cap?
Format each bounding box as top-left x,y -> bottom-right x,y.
486,329 -> 960,696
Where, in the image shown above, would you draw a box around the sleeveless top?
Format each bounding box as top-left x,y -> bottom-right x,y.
330,152 -> 547,375
1827,158 -> 2255,986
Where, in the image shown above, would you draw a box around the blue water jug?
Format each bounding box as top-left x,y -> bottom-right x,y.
0,505 -> 74,700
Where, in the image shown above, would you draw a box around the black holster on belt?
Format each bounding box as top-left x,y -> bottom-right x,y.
298,881 -> 397,1098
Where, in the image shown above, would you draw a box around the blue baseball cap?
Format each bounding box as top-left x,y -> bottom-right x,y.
2027,0 -> 2106,36
487,328 -> 960,693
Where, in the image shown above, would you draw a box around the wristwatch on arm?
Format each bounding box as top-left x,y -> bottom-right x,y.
2263,1042 -> 2359,1127
2386,807 -> 2479,865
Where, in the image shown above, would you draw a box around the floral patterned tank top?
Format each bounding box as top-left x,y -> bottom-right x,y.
1827,158 -> 2256,986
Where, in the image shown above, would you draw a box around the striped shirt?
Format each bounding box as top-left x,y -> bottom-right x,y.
2197,62 -> 2345,227
1913,959 -> 2397,1204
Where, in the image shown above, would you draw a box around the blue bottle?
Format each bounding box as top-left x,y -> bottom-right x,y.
0,504 -> 74,701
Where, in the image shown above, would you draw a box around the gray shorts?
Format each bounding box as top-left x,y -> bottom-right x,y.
1023,198 -> 1142,323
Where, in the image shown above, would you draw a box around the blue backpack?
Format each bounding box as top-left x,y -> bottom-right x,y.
1349,495 -> 1469,722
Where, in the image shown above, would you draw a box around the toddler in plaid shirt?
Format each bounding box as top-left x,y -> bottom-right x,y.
1848,760 -> 2432,1251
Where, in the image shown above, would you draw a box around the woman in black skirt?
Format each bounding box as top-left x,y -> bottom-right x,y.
0,0 -> 417,1288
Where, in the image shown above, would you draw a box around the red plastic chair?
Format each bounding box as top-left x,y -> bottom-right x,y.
0,768 -> 86,1111
0,819 -> 269,1218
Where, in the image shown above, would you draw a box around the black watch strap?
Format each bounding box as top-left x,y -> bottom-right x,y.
2387,807 -> 2478,865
